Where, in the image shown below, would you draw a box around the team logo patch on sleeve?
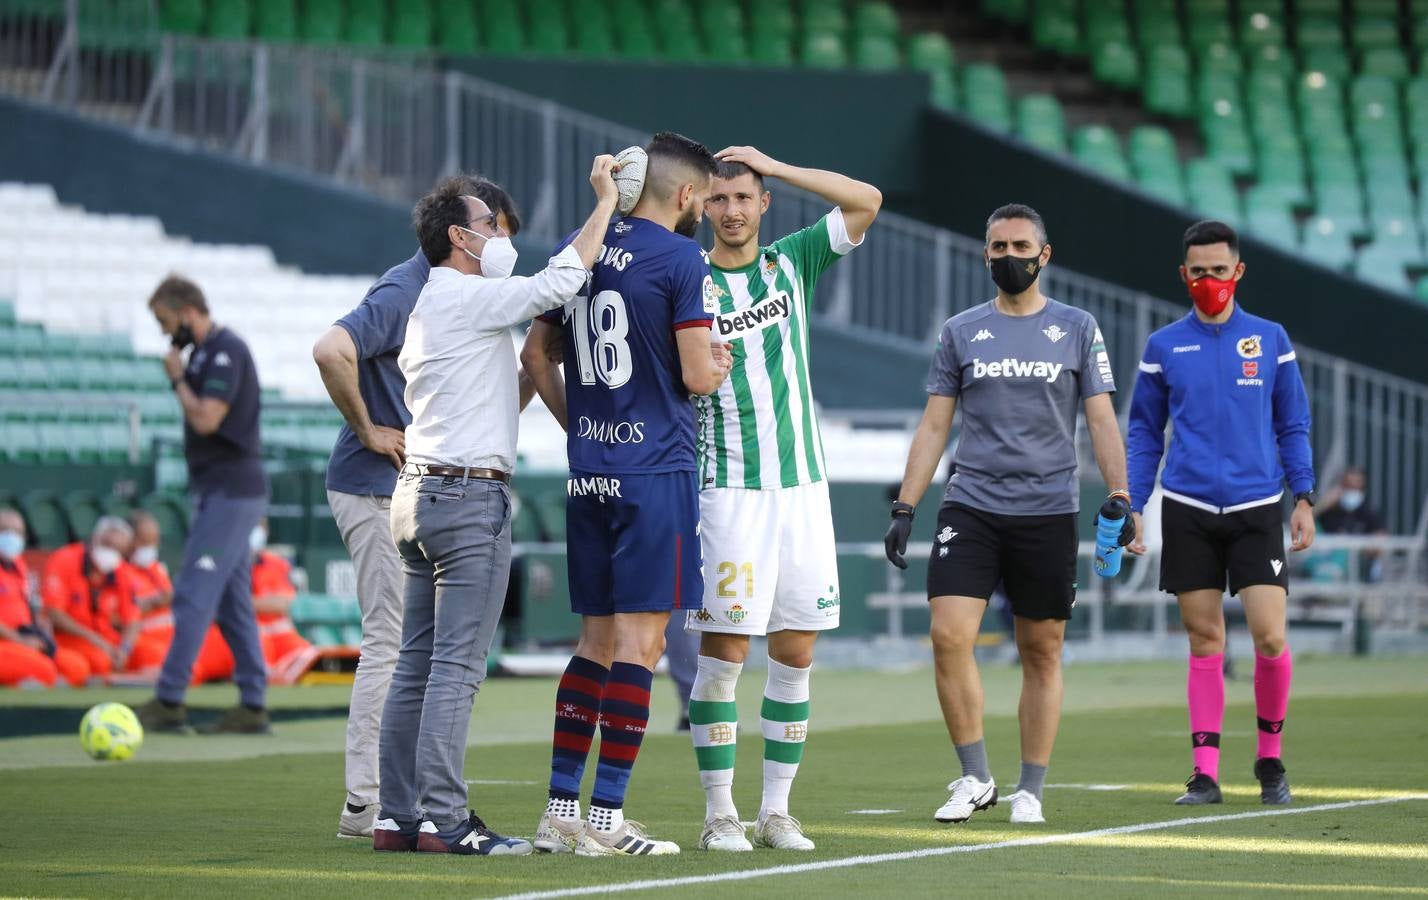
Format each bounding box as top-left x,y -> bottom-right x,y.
702,275 -> 719,314
1237,335 -> 1263,359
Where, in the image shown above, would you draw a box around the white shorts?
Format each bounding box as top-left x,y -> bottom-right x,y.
687,481 -> 841,635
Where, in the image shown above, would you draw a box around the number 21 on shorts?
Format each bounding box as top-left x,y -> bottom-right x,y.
716,561 -> 753,599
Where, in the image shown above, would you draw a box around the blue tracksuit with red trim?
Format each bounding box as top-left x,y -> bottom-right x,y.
1127,304 -> 1315,515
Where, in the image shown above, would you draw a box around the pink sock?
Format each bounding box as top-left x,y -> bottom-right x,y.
1187,653 -> 1225,781
1254,647 -> 1292,760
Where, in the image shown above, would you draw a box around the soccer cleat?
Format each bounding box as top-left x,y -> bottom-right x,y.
1254,758 -> 1292,806
136,697 -> 190,734
416,813 -> 533,856
934,775 -> 998,823
697,814 -> 753,852
372,817 -> 420,852
575,820 -> 681,856
197,705 -> 271,735
1006,790 -> 1046,824
533,812 -> 583,853
1174,772 -> 1223,805
338,802 -> 376,839
753,813 -> 815,851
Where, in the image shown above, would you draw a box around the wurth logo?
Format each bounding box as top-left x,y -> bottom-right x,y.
971,358 -> 1064,383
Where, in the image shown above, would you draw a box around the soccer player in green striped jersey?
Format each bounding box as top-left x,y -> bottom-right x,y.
687,146 -> 881,852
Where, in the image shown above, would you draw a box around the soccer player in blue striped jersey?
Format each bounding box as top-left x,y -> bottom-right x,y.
521,132 -> 732,857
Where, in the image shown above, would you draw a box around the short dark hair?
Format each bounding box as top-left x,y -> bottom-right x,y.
414,175 -> 478,266
148,275 -> 209,314
986,203 -> 1048,246
643,131 -> 718,202
1183,219 -> 1239,257
714,160 -> 764,189
469,177 -> 521,237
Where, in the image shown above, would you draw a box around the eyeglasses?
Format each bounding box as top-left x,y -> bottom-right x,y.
465,212 -> 499,234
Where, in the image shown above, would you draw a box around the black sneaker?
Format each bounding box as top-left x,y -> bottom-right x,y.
198,705 -> 272,735
1254,757 -> 1292,805
1174,772 -> 1223,805
416,813 -> 533,855
136,697 -> 190,734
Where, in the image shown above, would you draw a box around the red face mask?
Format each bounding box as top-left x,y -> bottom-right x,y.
1187,275 -> 1236,317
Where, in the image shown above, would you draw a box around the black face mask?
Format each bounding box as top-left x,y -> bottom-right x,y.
171,323 -> 194,349
987,253 -> 1042,295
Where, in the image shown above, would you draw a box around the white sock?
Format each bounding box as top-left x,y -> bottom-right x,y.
588,804 -> 624,834
546,796 -> 580,822
691,654 -> 743,820
760,658 -> 811,820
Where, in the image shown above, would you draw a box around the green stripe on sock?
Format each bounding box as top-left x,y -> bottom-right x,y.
763,739 -> 805,765
688,700 -> 737,726
760,697 -> 810,722
695,744 -> 737,771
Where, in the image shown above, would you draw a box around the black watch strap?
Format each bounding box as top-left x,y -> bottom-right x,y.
1294,490 -> 1317,507
890,501 -> 915,519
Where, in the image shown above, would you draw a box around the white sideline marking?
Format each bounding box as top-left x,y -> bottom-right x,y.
464,779 -> 539,786
1047,783 -> 1130,791
848,809 -> 903,815
491,794 -> 1428,900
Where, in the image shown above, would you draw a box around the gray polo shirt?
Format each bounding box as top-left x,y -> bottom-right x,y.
926,298 -> 1115,515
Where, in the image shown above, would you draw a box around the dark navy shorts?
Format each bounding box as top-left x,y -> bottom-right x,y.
565,470 -> 704,616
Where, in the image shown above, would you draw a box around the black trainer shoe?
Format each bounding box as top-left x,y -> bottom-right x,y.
416,813 -> 533,855
198,705 -> 272,735
1174,772 -> 1223,805
1254,757 -> 1292,805
136,697 -> 190,734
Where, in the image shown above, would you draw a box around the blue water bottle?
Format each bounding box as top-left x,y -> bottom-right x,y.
1093,496 -> 1130,578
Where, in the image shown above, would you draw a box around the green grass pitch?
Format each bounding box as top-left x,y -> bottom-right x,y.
1,655 -> 1425,898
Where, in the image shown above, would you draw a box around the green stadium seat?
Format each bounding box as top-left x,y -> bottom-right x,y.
1136,12 -> 1183,50
481,0 -> 526,53
1354,244 -> 1413,293
1093,39 -> 1140,89
142,493 -> 190,543
1200,41 -> 1243,77
962,63 -> 1013,131
62,492 -> 105,539
298,0 -> 342,44
704,29 -> 748,63
802,3 -> 848,36
1295,16 -> 1344,52
1352,17 -> 1400,52
1414,19 -> 1428,52
615,21 -> 660,60
1301,216 -> 1355,270
1073,124 -> 1131,181
853,34 -> 900,70
756,2 -> 796,39
750,31 -> 794,66
1374,216 -> 1425,262
1246,201 -> 1299,251
906,31 -> 954,71
1247,43 -> 1296,79
1085,9 -> 1131,48
1316,184 -> 1369,238
1187,15 -> 1233,51
18,491 -> 72,547
1,422 -> 42,465
252,0 -> 297,41
1145,49 -> 1194,117
1239,10 -> 1286,48
1031,4 -> 1081,55
1197,71 -> 1241,112
342,0 -> 384,47
981,0 -> 1030,24
852,1 -> 899,39
1302,46 -> 1352,81
801,32 -> 846,68
1016,93 -> 1068,154
525,0 -> 569,54
388,0 -> 433,49
1295,0 -> 1340,14
0,301 -> 14,326
1360,47 -> 1410,80
1203,116 -> 1254,175
160,0 -> 203,35
1185,0 -> 1230,13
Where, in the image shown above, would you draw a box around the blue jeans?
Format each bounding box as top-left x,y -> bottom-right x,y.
378,473 -> 512,829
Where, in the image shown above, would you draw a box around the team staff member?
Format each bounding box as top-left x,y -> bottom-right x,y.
885,204 -> 1130,826
137,276 -> 270,735
372,157 -> 620,857
314,178 -> 523,840
1126,220 -> 1315,807
0,509 -> 88,687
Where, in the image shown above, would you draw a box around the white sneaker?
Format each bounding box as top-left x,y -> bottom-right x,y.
934,775 -> 998,823
533,813 -> 583,853
698,814 -> 753,851
575,820 -> 681,856
1006,789 -> 1045,824
753,812 -> 815,851
337,802 -> 376,839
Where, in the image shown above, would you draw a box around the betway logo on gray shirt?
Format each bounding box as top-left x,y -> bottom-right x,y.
926,299 -> 1115,515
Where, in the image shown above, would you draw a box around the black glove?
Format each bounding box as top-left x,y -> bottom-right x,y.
884,501 -> 915,569
1099,495 -> 1135,547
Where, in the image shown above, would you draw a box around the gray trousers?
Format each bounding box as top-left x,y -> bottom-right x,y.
328,490 -> 403,809
156,490 -> 267,708
378,473 -> 512,829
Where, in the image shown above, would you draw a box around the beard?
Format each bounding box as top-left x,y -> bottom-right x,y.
674,206 -> 701,238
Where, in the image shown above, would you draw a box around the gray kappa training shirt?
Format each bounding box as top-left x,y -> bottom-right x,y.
926,298 -> 1115,515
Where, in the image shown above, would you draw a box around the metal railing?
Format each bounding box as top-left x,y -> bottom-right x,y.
3,3 -> 1428,532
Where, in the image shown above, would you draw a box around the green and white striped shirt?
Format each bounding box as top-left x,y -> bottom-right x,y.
696,208 -> 860,490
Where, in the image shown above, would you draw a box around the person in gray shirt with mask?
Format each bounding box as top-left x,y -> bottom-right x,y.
883,204 -> 1130,828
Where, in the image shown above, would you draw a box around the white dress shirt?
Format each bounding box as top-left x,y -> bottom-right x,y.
399,245 -> 587,471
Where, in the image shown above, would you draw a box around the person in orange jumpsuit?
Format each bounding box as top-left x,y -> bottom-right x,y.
42,517 -> 166,680
0,508 -> 89,687
125,510 -> 232,684
249,521 -> 316,684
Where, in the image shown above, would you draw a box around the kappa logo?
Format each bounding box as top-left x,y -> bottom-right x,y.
213,351 -> 231,367
937,526 -> 957,544
693,608 -> 715,623
1237,335 -> 1263,359
1271,559 -> 1283,575
970,328 -> 995,342
196,555 -> 217,571
1042,324 -> 1068,343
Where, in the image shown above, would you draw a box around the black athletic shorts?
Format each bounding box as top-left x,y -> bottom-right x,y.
1159,497 -> 1289,596
925,502 -> 1078,621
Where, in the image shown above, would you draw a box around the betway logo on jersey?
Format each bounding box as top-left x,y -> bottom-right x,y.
971,357 -> 1064,383
576,416 -> 646,444
715,291 -> 790,338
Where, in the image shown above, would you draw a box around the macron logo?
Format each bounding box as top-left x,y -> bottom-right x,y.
971,358 -> 1064,383
1271,559 -> 1283,576
970,329 -> 994,342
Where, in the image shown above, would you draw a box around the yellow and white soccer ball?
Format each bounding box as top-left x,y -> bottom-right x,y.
79,702 -> 144,761
613,145 -> 648,216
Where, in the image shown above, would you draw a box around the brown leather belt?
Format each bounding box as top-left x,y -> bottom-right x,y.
402,463 -> 510,483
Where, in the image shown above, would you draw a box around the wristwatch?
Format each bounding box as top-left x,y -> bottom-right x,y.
1293,490 -> 1317,508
